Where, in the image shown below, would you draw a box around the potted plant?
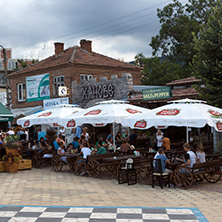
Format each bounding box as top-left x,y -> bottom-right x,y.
2,153 -> 22,173
4,135 -> 21,155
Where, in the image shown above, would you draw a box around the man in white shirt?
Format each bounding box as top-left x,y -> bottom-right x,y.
80,143 -> 92,159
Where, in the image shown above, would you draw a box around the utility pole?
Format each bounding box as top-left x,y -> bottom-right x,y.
0,45 -> 10,110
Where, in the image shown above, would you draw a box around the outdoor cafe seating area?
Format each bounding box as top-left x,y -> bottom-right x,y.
1,99 -> 222,189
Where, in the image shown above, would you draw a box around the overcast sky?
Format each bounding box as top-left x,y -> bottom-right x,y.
0,0 -> 177,62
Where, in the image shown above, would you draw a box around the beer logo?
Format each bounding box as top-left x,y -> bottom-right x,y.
84,109 -> 101,116
24,120 -> 30,127
66,120 -> 76,127
208,110 -> 222,117
126,108 -> 142,114
216,121 -> 222,131
134,120 -> 147,128
156,109 -> 180,116
38,111 -> 52,117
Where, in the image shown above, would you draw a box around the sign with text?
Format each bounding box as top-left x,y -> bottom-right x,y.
43,97 -> 69,108
142,87 -> 172,101
82,83 -> 114,101
26,73 -> 50,102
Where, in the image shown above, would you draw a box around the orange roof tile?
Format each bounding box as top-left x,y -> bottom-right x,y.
166,76 -> 200,86
9,46 -> 141,77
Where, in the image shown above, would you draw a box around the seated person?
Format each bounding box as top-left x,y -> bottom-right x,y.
95,141 -> 107,155
38,137 -> 51,150
122,130 -> 129,141
28,139 -> 38,150
176,143 -> 196,168
57,141 -> 68,163
107,137 -> 114,151
95,137 -> 107,148
154,147 -> 172,174
120,139 -> 132,153
106,131 -> 113,143
78,135 -> 90,147
196,143 -> 206,163
67,143 -> 78,154
72,137 -> 80,149
56,134 -> 65,147
80,142 -> 92,159
129,130 -> 137,145
115,131 -> 122,147
53,140 -> 59,150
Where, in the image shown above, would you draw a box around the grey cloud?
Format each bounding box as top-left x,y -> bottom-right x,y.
0,0 -> 168,60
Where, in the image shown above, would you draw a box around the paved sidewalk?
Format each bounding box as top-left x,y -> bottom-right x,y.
0,167 -> 222,221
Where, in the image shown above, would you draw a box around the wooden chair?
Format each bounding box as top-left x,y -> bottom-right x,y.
151,158 -> 170,189
118,158 -> 137,185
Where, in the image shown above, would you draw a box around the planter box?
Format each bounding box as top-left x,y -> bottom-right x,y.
19,159 -> 32,170
0,159 -> 32,172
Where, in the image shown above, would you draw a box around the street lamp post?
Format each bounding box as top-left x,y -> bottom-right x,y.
0,45 -> 10,110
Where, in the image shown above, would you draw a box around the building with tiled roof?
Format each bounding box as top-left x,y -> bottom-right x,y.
129,76 -> 201,108
9,40 -> 141,111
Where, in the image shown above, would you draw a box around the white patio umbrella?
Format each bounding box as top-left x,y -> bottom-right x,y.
122,98 -> 222,142
57,100 -> 150,151
17,104 -> 84,128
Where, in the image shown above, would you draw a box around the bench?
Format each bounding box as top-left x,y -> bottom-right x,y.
174,160 -> 221,189
74,152 -> 117,177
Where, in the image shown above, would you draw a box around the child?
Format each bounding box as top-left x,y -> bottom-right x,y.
196,143 -> 206,163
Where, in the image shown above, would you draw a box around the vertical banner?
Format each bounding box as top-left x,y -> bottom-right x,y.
26,73 -> 50,102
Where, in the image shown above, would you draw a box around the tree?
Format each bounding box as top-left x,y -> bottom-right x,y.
135,54 -> 182,85
192,1 -> 222,107
150,0 -> 216,69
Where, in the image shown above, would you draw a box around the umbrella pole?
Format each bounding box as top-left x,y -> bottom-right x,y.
113,122 -> 116,152
186,127 -> 189,143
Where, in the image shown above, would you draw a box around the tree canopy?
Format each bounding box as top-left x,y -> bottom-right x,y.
135,54 -> 182,85
192,1 -> 222,107
150,0 -> 216,67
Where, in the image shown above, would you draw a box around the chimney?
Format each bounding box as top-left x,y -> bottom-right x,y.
80,39 -> 92,53
54,42 -> 64,55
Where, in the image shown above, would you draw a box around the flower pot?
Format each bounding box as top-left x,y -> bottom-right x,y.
4,161 -> 19,173
6,146 -> 19,156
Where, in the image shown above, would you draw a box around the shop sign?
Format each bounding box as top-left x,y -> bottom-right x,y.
43,97 -> 69,108
26,73 -> 50,102
82,83 -> 114,101
142,87 -> 172,101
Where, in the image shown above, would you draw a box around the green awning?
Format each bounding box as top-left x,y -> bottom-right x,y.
0,102 -> 13,122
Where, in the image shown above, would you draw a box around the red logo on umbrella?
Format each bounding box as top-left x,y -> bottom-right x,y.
38,111 -> 52,117
67,120 -> 76,127
216,121 -> 222,131
134,120 -> 147,128
126,108 -> 142,114
24,120 -> 30,127
156,109 -> 180,116
208,110 -> 222,117
84,109 -> 101,116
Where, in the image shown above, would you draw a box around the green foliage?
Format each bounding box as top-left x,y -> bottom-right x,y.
135,54 -> 183,85
150,0 -> 217,66
2,153 -> 22,163
192,1 -> 222,107
4,135 -> 19,144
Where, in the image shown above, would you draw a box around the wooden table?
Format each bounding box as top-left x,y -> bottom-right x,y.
102,155 -> 142,178
66,153 -> 81,171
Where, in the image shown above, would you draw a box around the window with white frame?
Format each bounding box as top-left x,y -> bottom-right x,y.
80,74 -> 93,81
17,83 -> 26,102
53,75 -> 64,96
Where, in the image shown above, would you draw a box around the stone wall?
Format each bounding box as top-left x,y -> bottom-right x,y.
71,73 -> 133,108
